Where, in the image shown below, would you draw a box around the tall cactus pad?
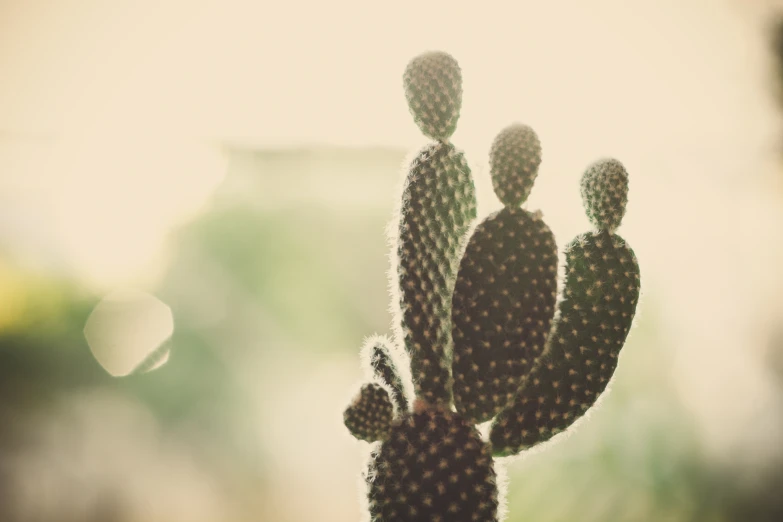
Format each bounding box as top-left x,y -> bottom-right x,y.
489,232 -> 640,455
367,338 -> 409,412
451,123 -> 556,423
581,158 -> 629,232
404,52 -> 462,141
489,124 -> 542,207
366,403 -> 498,522
451,208 -> 557,423
345,383 -> 395,443
397,142 -> 477,404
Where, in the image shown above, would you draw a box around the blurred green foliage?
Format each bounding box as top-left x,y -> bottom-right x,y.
0,147 -> 781,521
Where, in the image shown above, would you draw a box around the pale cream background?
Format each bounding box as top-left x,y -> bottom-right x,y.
2,1 -> 783,521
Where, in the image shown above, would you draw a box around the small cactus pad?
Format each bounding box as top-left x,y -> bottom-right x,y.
366,403 -> 498,522
366,337 -> 409,413
397,142 -> 477,404
489,231 -> 640,456
344,383 -> 395,442
403,51 -> 463,140
489,124 -> 543,207
581,158 -> 629,231
451,207 -> 558,423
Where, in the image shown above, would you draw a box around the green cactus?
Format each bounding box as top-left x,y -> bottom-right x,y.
365,336 -> 410,413
489,158 -> 640,456
451,124 -> 558,424
366,401 -> 498,522
396,51 -> 477,405
344,383 -> 395,443
403,51 -> 463,141
343,52 -> 641,522
580,158 -> 629,232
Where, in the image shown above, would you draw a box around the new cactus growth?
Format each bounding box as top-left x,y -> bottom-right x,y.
344,383 -> 395,443
343,52 -> 641,522
368,338 -> 409,413
403,52 -> 463,141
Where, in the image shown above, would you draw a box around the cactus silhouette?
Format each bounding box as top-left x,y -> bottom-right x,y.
343,52 -> 641,522
397,51 -> 477,405
451,124 -> 558,424
489,158 -> 640,456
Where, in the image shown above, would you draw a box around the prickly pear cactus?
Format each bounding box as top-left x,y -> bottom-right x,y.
368,338 -> 409,413
367,401 -> 498,522
403,51 -> 462,141
344,383 -> 395,443
397,51 -> 477,405
451,124 -> 558,424
490,158 -> 640,456
342,51 -> 642,522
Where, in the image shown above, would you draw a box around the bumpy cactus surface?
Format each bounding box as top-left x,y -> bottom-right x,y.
344,383 -> 395,443
368,337 -> 409,413
403,51 -> 463,140
451,124 -> 558,424
397,51 -> 477,405
490,158 -> 639,455
343,52 -> 642,522
367,401 -> 498,522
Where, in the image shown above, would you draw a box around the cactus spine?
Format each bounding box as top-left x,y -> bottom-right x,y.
343,52 -> 641,522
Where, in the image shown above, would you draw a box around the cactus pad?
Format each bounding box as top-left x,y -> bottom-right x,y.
451,207 -> 558,423
344,383 -> 395,443
489,124 -> 542,207
403,52 -> 463,141
397,142 -> 477,404
581,158 -> 629,232
489,231 -> 640,456
366,337 -> 409,412
366,402 -> 498,522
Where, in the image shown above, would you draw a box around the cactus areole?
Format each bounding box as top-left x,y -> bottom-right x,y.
342,51 -> 641,522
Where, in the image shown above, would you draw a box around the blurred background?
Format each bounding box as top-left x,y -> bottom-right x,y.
2,1 -> 783,520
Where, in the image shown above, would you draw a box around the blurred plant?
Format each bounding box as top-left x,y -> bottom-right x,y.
342,51 -> 641,522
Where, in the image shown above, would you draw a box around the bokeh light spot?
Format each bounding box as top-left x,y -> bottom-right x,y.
84,289 -> 174,377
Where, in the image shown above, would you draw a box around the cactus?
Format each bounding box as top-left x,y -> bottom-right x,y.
451,124 -> 558,424
403,52 -> 463,141
489,158 -> 640,456
367,337 -> 410,413
366,401 -> 498,521
344,382 -> 396,443
343,51 -> 641,522
397,51 -> 477,405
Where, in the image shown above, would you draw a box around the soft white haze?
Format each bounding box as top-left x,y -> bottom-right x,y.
0,1 -> 776,149
2,1 -> 783,520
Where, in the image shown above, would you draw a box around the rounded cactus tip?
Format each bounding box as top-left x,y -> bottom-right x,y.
403,51 -> 462,141
580,157 -> 629,232
489,123 -> 542,207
